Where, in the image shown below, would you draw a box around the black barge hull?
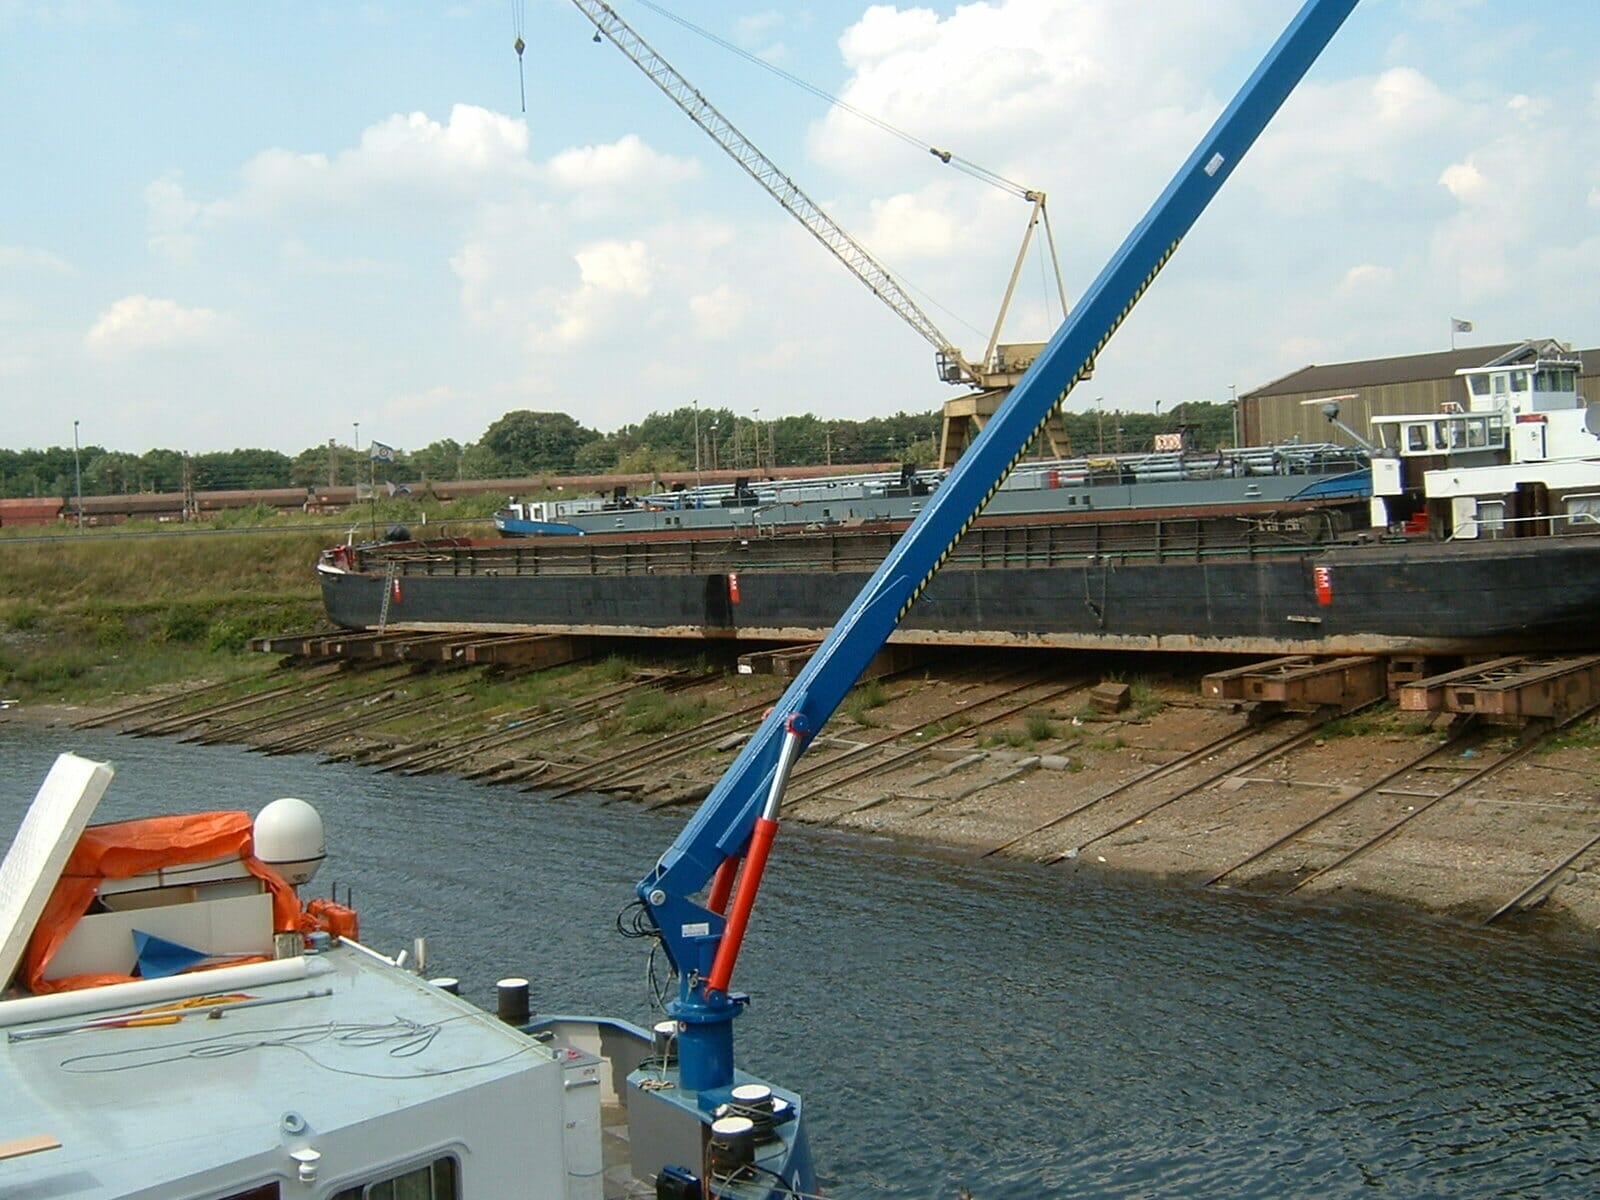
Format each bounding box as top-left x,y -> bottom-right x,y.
319,512 -> 1600,655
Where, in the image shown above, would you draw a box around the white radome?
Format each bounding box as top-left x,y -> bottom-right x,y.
254,797 -> 327,886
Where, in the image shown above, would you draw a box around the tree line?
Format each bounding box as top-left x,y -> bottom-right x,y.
0,401 -> 1239,499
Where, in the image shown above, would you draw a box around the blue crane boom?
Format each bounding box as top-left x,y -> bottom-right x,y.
638,0 -> 1362,1093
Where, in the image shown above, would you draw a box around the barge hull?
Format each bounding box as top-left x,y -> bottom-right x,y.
320,533 -> 1600,657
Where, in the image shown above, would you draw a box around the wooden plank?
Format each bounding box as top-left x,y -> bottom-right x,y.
0,1134 -> 61,1161
464,634 -> 592,668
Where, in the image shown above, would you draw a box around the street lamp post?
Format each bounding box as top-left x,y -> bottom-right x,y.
72,419 -> 82,532
1095,397 -> 1104,454
709,420 -> 719,471
1230,384 -> 1240,447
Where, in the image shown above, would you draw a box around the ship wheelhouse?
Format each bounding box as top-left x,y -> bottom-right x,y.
1367,342 -> 1599,540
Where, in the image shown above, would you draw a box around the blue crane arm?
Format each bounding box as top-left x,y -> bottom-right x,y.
638,0 -> 1360,1090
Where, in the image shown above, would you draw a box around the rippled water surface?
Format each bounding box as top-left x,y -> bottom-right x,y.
4,725 -> 1598,1198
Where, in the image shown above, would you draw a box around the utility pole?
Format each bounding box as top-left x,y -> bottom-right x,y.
709,420 -> 719,471
72,419 -> 83,532
327,439 -> 337,488
1095,397 -> 1104,454
693,399 -> 701,487
1230,383 -> 1240,447
181,452 -> 197,521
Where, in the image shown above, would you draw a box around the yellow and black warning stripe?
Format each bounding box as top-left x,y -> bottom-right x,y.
895,236 -> 1183,623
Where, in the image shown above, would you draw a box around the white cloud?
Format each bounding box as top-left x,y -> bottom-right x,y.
1339,264 -> 1395,294
860,192 -> 955,259
223,104 -> 533,218
574,239 -> 653,297
84,295 -> 227,357
279,238 -> 388,277
1506,93 -> 1549,122
545,134 -> 698,194
0,244 -> 72,273
688,284 -> 743,340
1439,159 -> 1487,202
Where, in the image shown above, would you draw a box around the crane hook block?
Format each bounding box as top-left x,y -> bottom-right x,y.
514,35 -> 526,57
929,147 -> 953,164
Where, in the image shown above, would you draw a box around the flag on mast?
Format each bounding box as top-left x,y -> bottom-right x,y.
369,441 -> 396,463
1451,318 -> 1473,334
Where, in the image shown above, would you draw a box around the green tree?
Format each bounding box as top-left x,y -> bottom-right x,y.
480,411 -> 595,474
85,451 -> 142,493
409,439 -> 466,483
137,449 -> 185,492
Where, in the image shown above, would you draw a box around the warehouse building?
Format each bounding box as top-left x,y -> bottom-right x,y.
1239,339 -> 1600,447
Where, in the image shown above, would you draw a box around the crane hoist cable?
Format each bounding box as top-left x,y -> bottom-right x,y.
628,0 -> 1034,202
512,0 -> 527,112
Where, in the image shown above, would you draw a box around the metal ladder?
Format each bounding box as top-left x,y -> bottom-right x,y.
378,561 -> 397,631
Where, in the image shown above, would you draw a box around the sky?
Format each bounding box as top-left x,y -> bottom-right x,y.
2,0 -> 1597,457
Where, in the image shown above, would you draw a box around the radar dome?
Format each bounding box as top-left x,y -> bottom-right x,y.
254,797 -> 327,886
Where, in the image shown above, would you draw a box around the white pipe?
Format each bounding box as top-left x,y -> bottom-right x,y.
0,956 -> 320,1029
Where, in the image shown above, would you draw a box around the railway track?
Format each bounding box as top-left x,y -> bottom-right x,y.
1195,701 -> 1600,921
783,670 -> 1093,825
977,709 -> 1332,861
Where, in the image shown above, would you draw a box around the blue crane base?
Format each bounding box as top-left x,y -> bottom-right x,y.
669,988 -> 745,1092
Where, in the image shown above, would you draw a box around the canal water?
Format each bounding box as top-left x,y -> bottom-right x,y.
4,724 -> 1598,1199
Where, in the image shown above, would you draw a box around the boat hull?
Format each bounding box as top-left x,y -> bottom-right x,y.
321,525 -> 1600,656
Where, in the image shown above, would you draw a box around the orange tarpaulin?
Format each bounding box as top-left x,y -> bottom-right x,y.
23,812 -> 304,995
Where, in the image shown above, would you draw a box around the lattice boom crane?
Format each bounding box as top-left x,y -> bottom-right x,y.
570,0 -> 1062,393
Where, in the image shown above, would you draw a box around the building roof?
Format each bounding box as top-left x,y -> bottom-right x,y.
1245,342 -> 1599,399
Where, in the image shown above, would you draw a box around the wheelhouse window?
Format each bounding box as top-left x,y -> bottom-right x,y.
332,1157 -> 459,1200
1406,424 -> 1429,452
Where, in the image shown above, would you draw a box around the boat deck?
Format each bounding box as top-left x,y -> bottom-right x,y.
0,947 -> 566,1198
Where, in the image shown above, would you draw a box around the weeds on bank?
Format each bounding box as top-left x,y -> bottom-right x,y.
917,713 -> 974,739
1081,734 -> 1126,752
1539,717 -> 1600,753
977,709 -> 1061,750
1316,703 -> 1440,739
615,690 -> 715,736
843,679 -> 888,725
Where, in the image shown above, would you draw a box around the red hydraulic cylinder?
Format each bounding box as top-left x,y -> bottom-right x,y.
707,854 -> 740,916
705,816 -> 778,996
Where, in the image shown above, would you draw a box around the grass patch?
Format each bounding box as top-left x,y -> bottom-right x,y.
1025,710 -> 1058,742
4,600 -> 44,631
843,679 -> 888,725
916,713 -> 974,739
617,690 -> 714,735
1128,679 -> 1164,720
0,529 -> 332,703
978,710 -> 1060,751
1082,734 -> 1126,752
1539,717 -> 1600,753
1316,703 -> 1425,739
